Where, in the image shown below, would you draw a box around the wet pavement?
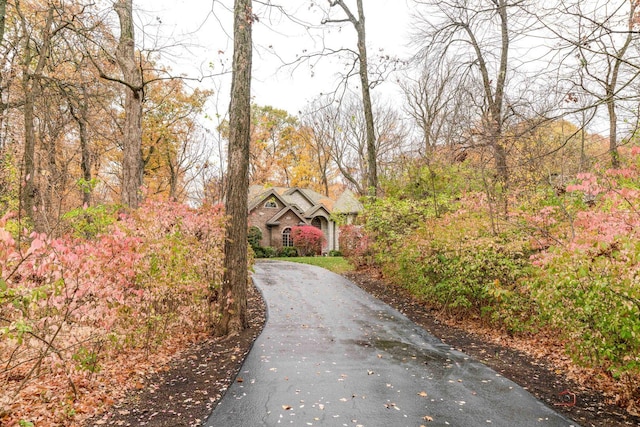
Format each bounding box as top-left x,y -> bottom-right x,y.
204,260 -> 579,427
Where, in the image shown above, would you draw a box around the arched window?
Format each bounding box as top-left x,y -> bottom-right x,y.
264,199 -> 277,208
311,217 -> 322,230
282,227 -> 293,247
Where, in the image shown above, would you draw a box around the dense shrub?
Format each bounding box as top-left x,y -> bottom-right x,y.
531,167 -> 640,381
248,226 -> 263,250
253,245 -> 276,258
361,197 -> 435,248
291,225 -> 325,256
0,199 -> 226,424
338,224 -> 373,267
62,204 -> 119,238
380,207 -> 535,331
278,246 -> 299,257
360,150 -> 640,406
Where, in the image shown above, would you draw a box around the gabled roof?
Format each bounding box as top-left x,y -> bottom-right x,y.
249,185 -> 335,211
304,204 -> 331,219
283,187 -> 317,207
249,184 -> 363,217
266,206 -> 308,226
248,187 -> 289,212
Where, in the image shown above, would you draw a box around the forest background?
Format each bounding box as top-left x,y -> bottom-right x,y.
1,0 -> 640,424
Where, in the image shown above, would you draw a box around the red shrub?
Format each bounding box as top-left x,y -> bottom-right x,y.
338,224 -> 373,267
291,225 -> 326,256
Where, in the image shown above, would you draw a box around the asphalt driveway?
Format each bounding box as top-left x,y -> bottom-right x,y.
204,260 -> 578,427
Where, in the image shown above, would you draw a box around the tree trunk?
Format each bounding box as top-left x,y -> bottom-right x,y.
607,91 -> 619,168
167,149 -> 178,200
354,4 -> 377,197
0,0 -> 7,150
492,0 -> 509,185
214,0 -> 253,337
115,0 -> 143,208
327,0 -> 377,196
76,87 -> 93,206
18,5 -> 54,227
22,79 -> 36,221
0,0 -> 5,43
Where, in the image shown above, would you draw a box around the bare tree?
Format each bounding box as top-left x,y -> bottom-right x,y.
413,0 -> 526,185
215,0 -> 253,337
300,99 -> 336,197
304,94 -> 406,196
400,57 -> 474,158
322,0 -> 378,196
541,0 -> 640,168
66,81 -> 93,206
15,1 -> 59,227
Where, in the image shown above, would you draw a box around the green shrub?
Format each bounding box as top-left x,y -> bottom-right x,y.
278,246 -> 298,257
253,245 -> 276,258
379,209 -> 536,332
362,197 -> 434,248
248,226 -> 263,250
61,204 -> 119,239
328,250 -> 342,257
533,236 -> 640,376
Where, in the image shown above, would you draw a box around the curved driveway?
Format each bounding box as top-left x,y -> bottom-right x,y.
205,260 -> 578,427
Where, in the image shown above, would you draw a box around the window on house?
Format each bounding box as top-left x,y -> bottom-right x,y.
264,199 -> 277,208
282,227 -> 293,247
311,217 -> 322,230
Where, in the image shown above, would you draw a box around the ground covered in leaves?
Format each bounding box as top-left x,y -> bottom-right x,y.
83,283 -> 266,427
85,270 -> 639,427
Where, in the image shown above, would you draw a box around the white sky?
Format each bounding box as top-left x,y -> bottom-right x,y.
136,0 -> 412,115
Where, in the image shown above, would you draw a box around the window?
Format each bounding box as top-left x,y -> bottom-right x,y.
282,227 -> 293,247
264,199 -> 277,208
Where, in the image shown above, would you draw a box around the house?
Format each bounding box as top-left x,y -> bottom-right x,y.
248,185 -> 362,253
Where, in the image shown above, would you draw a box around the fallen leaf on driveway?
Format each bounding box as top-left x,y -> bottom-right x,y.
282,405 -> 292,410
418,391 -> 428,397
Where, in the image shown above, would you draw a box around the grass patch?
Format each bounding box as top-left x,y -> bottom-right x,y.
273,256 -> 354,274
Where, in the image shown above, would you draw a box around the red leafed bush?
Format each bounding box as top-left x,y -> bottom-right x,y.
0,199 -> 226,425
291,225 -> 326,256
338,224 -> 372,267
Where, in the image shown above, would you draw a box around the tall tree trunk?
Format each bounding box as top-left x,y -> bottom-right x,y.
354,1 -> 377,197
492,0 -> 509,185
326,0 -> 377,196
0,0 -> 6,57
115,0 -> 143,208
22,78 -> 37,221
607,91 -> 619,168
166,149 -> 178,200
18,5 -> 53,227
0,0 -> 7,150
214,0 -> 253,337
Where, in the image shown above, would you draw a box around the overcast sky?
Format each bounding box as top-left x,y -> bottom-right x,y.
136,0 -> 412,115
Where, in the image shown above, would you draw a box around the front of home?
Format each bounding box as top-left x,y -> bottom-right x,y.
248,185 -> 362,253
